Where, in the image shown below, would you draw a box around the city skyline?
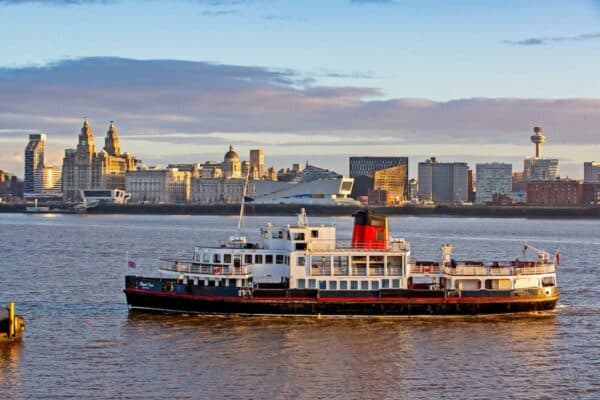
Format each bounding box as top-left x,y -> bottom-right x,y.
2,1 -> 600,177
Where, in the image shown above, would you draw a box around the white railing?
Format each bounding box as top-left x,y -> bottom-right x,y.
410,265 -> 441,274
300,239 -> 410,252
159,260 -> 252,276
443,264 -> 555,276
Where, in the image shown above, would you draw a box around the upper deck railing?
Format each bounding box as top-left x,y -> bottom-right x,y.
159,260 -> 252,276
442,263 -> 556,276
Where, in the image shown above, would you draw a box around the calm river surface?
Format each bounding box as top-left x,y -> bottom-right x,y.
0,213 -> 599,399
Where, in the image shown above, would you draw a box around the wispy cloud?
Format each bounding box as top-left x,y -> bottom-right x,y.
201,9 -> 238,16
350,0 -> 394,4
504,32 -> 600,46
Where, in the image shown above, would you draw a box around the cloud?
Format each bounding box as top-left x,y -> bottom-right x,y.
350,0 -> 394,4
504,32 -> 600,46
0,0 -> 113,4
1,56 -> 600,178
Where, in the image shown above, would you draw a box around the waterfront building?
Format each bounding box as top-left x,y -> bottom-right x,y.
349,156 -> 408,200
584,161 -> 600,183
62,119 -> 138,201
222,145 -> 242,179
475,163 -> 512,205
582,183 -> 600,206
372,165 -> 408,204
126,167 -> 191,203
33,165 -> 62,194
278,163 -> 304,182
249,165 -> 357,205
0,170 -> 23,200
191,178 -> 245,204
24,133 -> 46,193
527,179 -> 582,207
524,158 -> 559,181
167,163 -> 202,178
408,179 -> 419,201
418,158 -> 469,203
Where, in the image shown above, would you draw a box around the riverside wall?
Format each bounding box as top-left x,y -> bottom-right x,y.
2,203 -> 600,218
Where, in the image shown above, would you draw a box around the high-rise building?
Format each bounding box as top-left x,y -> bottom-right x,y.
349,157 -> 408,200
584,161 -> 600,183
475,163 -> 512,205
418,158 -> 468,203
62,119 -> 137,201
24,133 -> 46,193
250,149 -> 265,178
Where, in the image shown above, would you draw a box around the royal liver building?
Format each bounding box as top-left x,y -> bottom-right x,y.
61,118 -> 138,201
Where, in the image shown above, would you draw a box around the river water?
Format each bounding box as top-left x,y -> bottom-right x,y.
0,213 -> 599,399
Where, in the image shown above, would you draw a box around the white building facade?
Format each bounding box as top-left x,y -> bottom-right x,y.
125,168 -> 190,203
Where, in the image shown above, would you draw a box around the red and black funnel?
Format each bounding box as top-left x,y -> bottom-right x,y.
351,210 -> 389,249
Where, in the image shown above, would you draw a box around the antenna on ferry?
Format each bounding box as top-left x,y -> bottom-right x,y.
297,208 -> 308,227
237,172 -> 250,234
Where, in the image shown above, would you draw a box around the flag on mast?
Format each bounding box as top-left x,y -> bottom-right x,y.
555,248 -> 560,267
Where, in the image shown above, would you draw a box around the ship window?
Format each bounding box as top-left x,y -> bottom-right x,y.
266,255 -> 273,264
319,281 -> 327,290
372,281 -> 379,290
308,279 -> 316,289
202,252 -> 210,263
329,281 -> 337,290
223,254 -> 231,264
311,230 -> 319,238
293,232 -> 305,241
382,279 -> 390,289
213,254 -> 221,263
297,279 -> 306,289
340,281 -> 348,290
272,230 -> 284,239
297,256 -> 305,266
244,254 -> 252,264
392,279 -> 400,289
276,255 -> 284,264
255,254 -> 263,264
350,280 -> 358,290
542,277 -> 555,287
361,281 -> 369,290
262,230 -> 269,240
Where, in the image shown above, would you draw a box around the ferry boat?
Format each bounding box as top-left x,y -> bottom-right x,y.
124,209 -> 559,316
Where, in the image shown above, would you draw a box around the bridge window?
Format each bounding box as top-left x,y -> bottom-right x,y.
255,254 -> 263,264
265,255 -> 273,264
244,254 -> 252,264
223,254 -> 231,264
297,256 -> 305,266
276,255 -> 285,264
271,230 -> 284,239
213,254 -> 221,263
542,277 -> 556,287
293,232 -> 305,241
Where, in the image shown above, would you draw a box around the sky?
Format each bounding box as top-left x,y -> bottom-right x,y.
1,0 -> 600,178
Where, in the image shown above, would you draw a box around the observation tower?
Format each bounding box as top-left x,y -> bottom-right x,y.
530,126 -> 546,159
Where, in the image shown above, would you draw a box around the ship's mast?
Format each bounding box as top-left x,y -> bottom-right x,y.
237,172 -> 250,234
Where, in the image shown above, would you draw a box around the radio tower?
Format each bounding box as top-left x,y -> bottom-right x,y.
530,126 -> 546,159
